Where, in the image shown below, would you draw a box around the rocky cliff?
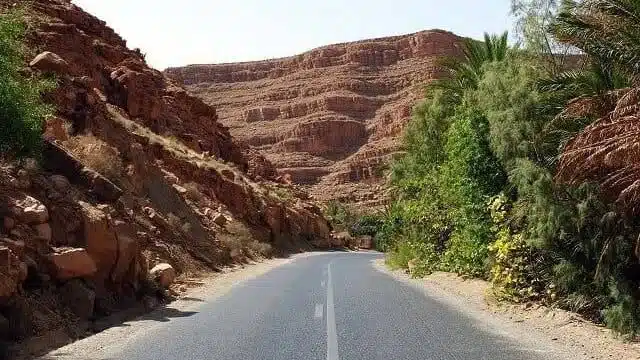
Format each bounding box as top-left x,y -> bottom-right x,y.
0,1 -> 337,356
166,30 -> 465,206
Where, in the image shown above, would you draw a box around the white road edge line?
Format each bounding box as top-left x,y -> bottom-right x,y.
315,304 -> 324,319
326,262 -> 340,360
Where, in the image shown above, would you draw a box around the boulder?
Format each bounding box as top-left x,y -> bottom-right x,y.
61,279 -> 95,318
34,223 -> 52,242
149,263 -> 176,288
358,235 -> 374,250
48,248 -> 97,280
172,184 -> 187,195
212,212 -> 228,227
29,51 -> 70,75
79,201 -> 118,281
6,194 -> 49,224
109,63 -> 163,120
21,204 -> 49,224
49,175 -> 71,192
110,220 -> 139,283
331,232 -> 352,248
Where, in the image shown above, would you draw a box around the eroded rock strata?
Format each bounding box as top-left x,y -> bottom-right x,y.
166,30 -> 464,206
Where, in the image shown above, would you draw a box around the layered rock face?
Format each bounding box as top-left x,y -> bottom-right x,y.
166,31 -> 464,206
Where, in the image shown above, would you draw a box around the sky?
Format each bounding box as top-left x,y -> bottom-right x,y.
71,0 -> 514,70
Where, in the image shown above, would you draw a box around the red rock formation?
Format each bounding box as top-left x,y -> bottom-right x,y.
166,30 -> 464,206
0,0 -> 334,351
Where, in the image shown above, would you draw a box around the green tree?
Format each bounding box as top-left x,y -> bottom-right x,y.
433,32 -> 510,102
510,0 -> 577,74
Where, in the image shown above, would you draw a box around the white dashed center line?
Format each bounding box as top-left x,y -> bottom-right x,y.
326,262 -> 339,360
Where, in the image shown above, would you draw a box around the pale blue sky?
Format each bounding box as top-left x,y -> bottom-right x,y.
72,0 -> 513,70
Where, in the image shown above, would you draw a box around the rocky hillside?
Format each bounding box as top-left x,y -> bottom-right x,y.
0,1 -> 338,356
166,31 -> 464,206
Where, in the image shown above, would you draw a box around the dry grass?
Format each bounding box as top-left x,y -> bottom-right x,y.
106,104 -> 242,179
218,220 -> 274,260
183,182 -> 204,202
64,135 -> 124,181
166,213 -> 182,229
265,184 -> 295,203
247,240 -> 273,257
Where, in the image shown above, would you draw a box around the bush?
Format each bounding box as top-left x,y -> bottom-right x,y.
247,240 -> 273,258
0,9 -> 53,157
183,182 -> 204,202
324,200 -> 356,232
487,194 -> 547,302
603,285 -> 640,339
219,220 -> 273,260
385,241 -> 414,270
382,46 -> 640,336
350,214 -> 383,237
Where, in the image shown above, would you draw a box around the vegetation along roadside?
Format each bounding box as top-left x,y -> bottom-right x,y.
352,0 -> 640,338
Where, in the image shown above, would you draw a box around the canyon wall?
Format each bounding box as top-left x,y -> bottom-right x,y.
166,30 -> 465,206
0,1 -> 338,355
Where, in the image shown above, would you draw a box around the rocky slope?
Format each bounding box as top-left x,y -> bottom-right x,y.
0,0 -> 337,356
166,30 -> 464,206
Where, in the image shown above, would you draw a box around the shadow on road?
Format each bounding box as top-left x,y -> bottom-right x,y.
139,306 -> 198,323
11,303 -> 199,360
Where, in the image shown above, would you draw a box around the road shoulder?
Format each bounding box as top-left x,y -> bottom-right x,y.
373,259 -> 640,360
35,253 -> 319,360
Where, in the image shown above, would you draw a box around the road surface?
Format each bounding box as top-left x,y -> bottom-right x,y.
51,252 -> 557,360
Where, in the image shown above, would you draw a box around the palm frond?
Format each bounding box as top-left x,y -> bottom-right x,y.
555,86 -> 640,216
551,0 -> 640,76
429,31 -> 511,101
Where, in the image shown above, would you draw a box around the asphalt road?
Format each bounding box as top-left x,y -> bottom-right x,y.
103,252 -> 550,360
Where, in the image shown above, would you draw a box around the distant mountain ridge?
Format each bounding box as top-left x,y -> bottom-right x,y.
166,29 -> 465,206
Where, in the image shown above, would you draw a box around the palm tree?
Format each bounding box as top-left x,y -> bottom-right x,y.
432,32 -> 510,102
550,0 -> 640,78
539,60 -> 630,100
551,0 -> 640,216
538,60 -> 632,154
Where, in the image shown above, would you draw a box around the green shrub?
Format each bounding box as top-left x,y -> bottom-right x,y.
488,194 -> 547,302
603,284 -> 640,339
350,214 -> 383,237
374,204 -> 406,252
381,13 -> 640,336
385,241 -> 414,270
0,9 -> 53,157
324,200 -> 356,232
